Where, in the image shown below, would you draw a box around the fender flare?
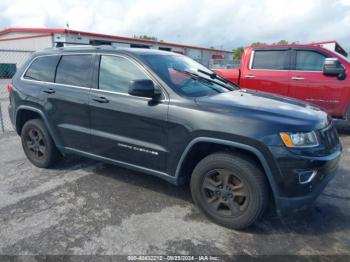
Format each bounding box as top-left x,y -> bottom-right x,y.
175,137 -> 279,199
15,105 -> 62,149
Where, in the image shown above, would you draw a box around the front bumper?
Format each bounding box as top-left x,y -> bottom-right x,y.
275,162 -> 338,214
268,145 -> 341,215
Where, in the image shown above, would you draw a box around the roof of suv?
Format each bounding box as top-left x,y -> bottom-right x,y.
36,45 -> 182,57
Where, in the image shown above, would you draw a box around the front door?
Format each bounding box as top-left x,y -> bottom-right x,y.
89,54 -> 169,172
288,49 -> 348,117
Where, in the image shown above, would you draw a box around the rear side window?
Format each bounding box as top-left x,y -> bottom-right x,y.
24,56 -> 60,82
251,50 -> 288,70
55,55 -> 92,87
99,55 -> 148,93
295,50 -> 326,71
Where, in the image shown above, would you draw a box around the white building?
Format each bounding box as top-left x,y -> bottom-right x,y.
0,27 -> 233,72
310,40 -> 348,57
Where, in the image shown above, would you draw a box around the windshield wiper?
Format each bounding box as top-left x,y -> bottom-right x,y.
172,68 -> 228,93
197,69 -> 238,88
172,68 -> 233,91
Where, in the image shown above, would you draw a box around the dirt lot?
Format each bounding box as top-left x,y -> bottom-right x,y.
0,132 -> 349,256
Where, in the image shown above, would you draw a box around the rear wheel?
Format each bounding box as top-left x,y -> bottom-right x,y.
21,119 -> 60,168
190,152 -> 269,229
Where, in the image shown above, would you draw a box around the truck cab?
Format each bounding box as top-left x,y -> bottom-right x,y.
214,43 -> 350,121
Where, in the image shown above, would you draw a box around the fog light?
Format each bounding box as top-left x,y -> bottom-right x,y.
298,170 -> 318,184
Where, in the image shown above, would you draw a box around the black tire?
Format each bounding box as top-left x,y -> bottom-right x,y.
21,119 -> 60,168
190,152 -> 269,229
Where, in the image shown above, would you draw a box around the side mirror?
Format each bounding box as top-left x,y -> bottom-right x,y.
128,79 -> 159,98
323,58 -> 346,80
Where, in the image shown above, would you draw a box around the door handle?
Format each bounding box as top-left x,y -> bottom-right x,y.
245,75 -> 256,78
93,96 -> 109,103
42,88 -> 55,94
291,76 -> 304,81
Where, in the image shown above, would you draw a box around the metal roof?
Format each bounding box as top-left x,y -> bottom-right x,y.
0,27 -> 232,53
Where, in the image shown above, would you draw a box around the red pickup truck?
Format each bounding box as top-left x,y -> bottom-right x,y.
213,44 -> 350,123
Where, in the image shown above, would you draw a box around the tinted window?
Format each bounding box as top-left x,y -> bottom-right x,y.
24,56 -> 60,82
252,50 -> 288,70
295,50 -> 326,71
55,55 -> 92,86
99,55 -> 148,93
140,54 -> 233,97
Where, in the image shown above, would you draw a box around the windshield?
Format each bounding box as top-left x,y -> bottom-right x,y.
139,54 -> 234,97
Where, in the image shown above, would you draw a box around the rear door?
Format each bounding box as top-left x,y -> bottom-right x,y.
240,49 -> 290,96
22,55 -> 61,104
288,49 -> 347,117
47,54 -> 93,151
89,54 -> 169,172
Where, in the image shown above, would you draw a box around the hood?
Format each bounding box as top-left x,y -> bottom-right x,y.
195,89 -> 329,131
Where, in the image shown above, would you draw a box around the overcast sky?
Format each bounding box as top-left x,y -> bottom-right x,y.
1,0 -> 350,51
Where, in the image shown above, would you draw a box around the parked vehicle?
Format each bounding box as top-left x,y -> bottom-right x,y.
213,44 -> 350,123
8,46 -> 341,229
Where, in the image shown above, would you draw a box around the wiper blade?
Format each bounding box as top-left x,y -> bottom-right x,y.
172,68 -> 226,93
172,68 -> 232,90
172,68 -> 200,80
197,69 -> 224,81
197,69 -> 238,88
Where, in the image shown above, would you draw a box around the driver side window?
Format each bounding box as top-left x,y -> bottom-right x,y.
295,50 -> 326,71
99,55 -> 149,93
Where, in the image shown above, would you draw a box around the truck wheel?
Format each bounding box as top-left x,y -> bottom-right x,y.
21,119 -> 60,168
190,152 -> 269,229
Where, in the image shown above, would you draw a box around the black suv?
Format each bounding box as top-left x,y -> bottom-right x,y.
8,46 -> 341,229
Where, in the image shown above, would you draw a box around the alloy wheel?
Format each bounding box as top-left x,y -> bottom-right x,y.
25,127 -> 46,160
201,169 -> 249,218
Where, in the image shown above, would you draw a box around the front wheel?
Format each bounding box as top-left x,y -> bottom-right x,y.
190,152 -> 269,229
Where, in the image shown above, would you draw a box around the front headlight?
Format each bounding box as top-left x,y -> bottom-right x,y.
280,131 -> 319,148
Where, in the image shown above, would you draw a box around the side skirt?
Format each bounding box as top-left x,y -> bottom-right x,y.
62,147 -> 179,185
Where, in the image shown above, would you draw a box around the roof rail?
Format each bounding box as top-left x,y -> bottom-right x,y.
43,44 -> 117,51
43,45 -> 91,50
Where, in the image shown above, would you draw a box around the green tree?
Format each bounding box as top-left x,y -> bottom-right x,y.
133,35 -> 161,41
232,47 -> 244,60
251,42 -> 267,46
275,40 -> 289,45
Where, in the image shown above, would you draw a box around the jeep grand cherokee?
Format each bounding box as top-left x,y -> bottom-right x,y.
8,46 -> 342,229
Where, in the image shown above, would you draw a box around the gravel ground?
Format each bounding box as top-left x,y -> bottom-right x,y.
0,132 -> 349,257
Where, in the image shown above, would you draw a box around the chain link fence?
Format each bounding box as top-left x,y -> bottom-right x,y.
0,49 -> 33,133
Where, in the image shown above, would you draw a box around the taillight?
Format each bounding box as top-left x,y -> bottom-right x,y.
7,83 -> 14,93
